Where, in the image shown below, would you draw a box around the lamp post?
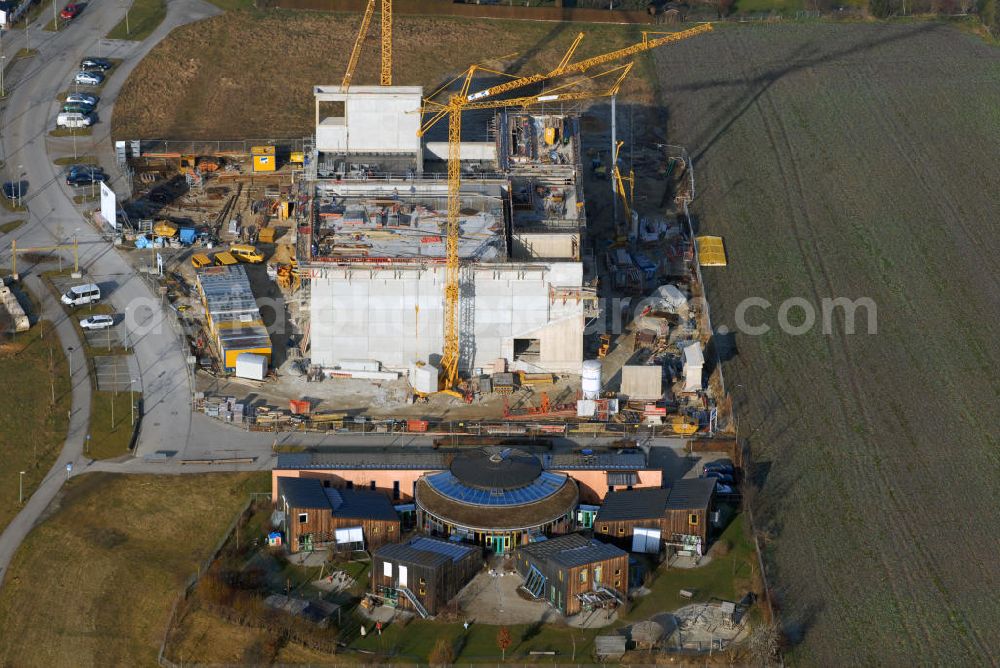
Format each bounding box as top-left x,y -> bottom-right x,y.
68,346 -> 75,375
1,55 -> 6,98
16,164 -> 22,207
18,471 -> 26,505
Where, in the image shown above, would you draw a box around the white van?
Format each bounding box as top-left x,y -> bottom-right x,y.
56,112 -> 93,129
61,284 -> 101,306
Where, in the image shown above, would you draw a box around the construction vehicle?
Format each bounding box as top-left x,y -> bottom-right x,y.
191,253 -> 212,269
214,251 -> 237,266
416,24 -> 711,396
230,244 -> 265,264
341,0 -> 392,90
611,140 -> 635,245
153,220 -> 178,238
597,334 -> 611,359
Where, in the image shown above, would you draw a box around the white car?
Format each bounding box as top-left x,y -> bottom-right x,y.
73,71 -> 104,86
79,315 -> 114,330
66,92 -> 98,106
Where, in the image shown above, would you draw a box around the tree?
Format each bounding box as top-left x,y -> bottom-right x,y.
496,626 -> 512,661
429,638 -> 455,667
748,618 -> 782,667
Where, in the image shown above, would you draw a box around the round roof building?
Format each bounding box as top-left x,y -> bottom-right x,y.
414,447 -> 578,550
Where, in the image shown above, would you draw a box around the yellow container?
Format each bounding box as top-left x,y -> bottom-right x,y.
191,253 -> 211,269
290,151 -> 304,164
223,347 -> 272,370
251,145 -> 276,173
214,251 -> 238,266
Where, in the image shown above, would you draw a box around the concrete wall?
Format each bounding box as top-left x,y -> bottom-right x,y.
310,262 -> 585,374
425,141 -> 497,162
315,86 -> 422,155
512,232 -> 580,260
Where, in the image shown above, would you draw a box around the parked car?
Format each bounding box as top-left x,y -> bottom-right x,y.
67,164 -> 104,178
62,102 -> 93,114
56,112 -> 93,129
66,171 -> 107,187
703,471 -> 735,485
66,92 -> 98,106
61,284 -> 101,306
73,71 -> 104,86
80,315 -> 114,330
80,57 -> 113,71
703,460 -> 735,476
714,482 -> 736,495
60,3 -> 81,20
229,244 -> 265,264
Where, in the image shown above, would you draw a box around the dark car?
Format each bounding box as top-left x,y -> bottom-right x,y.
66,171 -> 108,187
703,460 -> 735,476
704,471 -> 735,485
2,181 -> 22,200
80,57 -> 113,71
59,3 -> 81,19
68,164 -> 104,177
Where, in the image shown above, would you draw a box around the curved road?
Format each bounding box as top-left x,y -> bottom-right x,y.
0,0 -> 221,581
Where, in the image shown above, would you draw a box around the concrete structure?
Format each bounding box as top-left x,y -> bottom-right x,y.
621,365 -> 663,401
314,86 -> 422,159
305,107 -> 596,377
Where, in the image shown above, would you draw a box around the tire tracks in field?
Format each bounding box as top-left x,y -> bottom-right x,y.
845,61 -> 997,662
733,28 -> 936,657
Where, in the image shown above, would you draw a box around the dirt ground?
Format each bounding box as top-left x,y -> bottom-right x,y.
645,22 -> 1000,664
112,11 -> 656,140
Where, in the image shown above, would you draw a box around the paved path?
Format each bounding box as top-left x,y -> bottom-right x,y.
0,0 -> 221,582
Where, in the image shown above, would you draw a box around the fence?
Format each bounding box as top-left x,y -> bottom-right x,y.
157,494 -> 268,667
270,0 -> 659,24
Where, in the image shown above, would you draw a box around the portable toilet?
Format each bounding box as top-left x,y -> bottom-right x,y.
251,145 -> 276,173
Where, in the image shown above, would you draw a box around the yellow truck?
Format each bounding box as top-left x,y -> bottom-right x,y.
214,251 -> 238,266
230,244 -> 265,264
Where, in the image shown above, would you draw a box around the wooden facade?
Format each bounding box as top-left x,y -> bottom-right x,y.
593,508 -> 708,546
371,538 -> 481,616
515,534 -> 629,617
286,507 -> 399,552
593,480 -> 715,549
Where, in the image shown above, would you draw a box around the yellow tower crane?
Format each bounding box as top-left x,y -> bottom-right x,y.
417,24 -> 713,393
612,139 -> 635,245
341,0 -> 393,91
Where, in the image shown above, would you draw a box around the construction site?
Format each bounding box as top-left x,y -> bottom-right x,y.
103,16 -> 729,433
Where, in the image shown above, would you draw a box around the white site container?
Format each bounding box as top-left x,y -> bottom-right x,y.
682,341 -> 704,392
410,362 -> 438,395
582,359 -> 602,400
235,353 -> 268,381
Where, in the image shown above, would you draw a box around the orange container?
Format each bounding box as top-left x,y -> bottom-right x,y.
407,419 -> 428,433
289,400 -> 310,415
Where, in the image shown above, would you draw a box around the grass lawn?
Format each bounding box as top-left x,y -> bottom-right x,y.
0,472 -> 268,667
625,514 -> 757,621
0,198 -> 27,213
204,0 -> 256,9
49,127 -> 94,138
73,193 -> 99,204
53,155 -> 98,166
106,0 -> 167,41
0,220 -> 25,234
0,316 -> 70,535
86,389 -> 140,459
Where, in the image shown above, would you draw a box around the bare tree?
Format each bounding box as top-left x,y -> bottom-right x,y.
748,618 -> 782,667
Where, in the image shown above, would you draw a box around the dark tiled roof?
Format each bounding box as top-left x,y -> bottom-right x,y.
278,476 -> 332,509
519,533 -> 626,568
375,537 -> 477,569
664,478 -> 716,511
335,489 -> 399,521
595,488 -> 670,521
277,477 -> 398,521
276,448 -> 649,472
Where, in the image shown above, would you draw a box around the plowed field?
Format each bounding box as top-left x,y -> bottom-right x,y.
652,23 -> 1000,664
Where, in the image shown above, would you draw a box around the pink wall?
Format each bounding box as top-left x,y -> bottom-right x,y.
272,468 -> 663,505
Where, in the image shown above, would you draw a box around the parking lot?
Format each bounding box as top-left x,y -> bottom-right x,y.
93,355 -> 138,391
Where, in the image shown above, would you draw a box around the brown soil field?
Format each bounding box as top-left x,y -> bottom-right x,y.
651,22 -> 1000,664
0,472 -> 267,667
112,10 -> 656,140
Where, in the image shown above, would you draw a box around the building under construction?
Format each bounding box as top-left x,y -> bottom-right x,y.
303,85 -> 597,377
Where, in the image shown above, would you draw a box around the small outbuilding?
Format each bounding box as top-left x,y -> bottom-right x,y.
594,478 -> 716,552
620,365 -> 663,401
514,533 -> 628,616
371,536 -> 480,617
276,476 -> 400,553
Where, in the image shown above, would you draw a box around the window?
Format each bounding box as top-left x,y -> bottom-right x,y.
558,571 -> 564,582
615,579 -> 622,588
601,525 -> 609,532
615,568 -> 621,576
370,481 -> 376,491
618,526 -> 625,534
419,587 -> 426,595
608,486 -> 614,493
513,337 -> 541,362
419,578 -> 426,585
579,568 -> 588,584
298,513 -> 308,524
373,526 -> 380,534
393,481 -> 400,500
689,513 -> 700,526
388,525 -> 395,532
346,481 -> 354,489
594,565 -> 602,583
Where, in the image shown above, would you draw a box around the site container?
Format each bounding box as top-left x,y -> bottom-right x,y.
251,145 -> 276,173
214,251 -> 238,266
407,419 -> 429,433
235,353 -> 268,381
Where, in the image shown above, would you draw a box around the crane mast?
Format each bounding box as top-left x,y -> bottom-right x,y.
341,0 -> 393,92
418,25 -> 713,393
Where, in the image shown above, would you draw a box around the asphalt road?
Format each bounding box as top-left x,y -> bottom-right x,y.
0,0 -> 221,581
